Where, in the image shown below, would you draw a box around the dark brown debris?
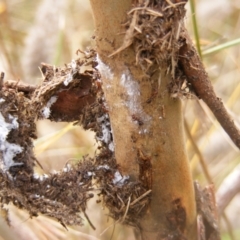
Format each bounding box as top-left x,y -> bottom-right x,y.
0,88 -> 36,176
111,0 -> 187,78
0,49 -> 150,228
31,49 -> 99,122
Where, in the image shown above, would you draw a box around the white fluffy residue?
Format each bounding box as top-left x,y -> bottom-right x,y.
33,173 -> 49,181
33,173 -> 40,179
87,171 -> 95,177
0,113 -> 23,171
63,163 -> 72,172
120,70 -> 151,128
64,73 -> 73,86
41,96 -> 58,118
40,174 -> 49,181
42,107 -> 51,119
0,114 -> 11,142
97,164 -> 110,170
96,114 -> 114,152
96,56 -> 116,150
112,170 -> 129,186
96,54 -> 114,81
108,142 -> 115,152
9,114 -> 19,129
101,124 -> 112,144
0,98 -> 5,103
121,71 -> 140,114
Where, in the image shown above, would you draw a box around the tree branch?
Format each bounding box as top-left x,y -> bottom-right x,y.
179,30 -> 240,150
216,164 -> 240,216
90,0 -> 197,239
3,80 -> 36,93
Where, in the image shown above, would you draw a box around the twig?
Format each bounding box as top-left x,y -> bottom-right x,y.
83,210 -> 96,230
184,119 -> 212,184
130,189 -> 152,206
3,80 -> 36,93
108,11 -> 138,57
121,196 -> 131,223
165,0 -> 176,8
216,164 -> 240,216
100,221 -> 119,236
163,2 -> 186,11
179,29 -> 240,150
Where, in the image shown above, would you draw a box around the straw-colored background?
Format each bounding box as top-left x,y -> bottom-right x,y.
0,0 -> 240,239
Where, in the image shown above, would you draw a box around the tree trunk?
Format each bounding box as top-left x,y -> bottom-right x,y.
89,0 -> 197,239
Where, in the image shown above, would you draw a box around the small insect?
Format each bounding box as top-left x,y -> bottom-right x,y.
132,114 -> 144,126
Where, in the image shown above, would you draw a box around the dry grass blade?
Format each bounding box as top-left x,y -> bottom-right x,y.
121,197 -> 131,223
216,164 -> 240,216
109,11 -> 138,57
130,190 -> 152,206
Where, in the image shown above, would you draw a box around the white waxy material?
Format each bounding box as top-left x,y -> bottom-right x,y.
120,69 -> 152,130
0,113 -> 23,171
41,96 -> 58,118
96,54 -> 114,81
112,170 -> 129,186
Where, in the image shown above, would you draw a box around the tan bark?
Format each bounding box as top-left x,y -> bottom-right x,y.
90,0 -> 197,239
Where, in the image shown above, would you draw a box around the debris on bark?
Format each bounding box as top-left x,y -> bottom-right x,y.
110,0 -> 187,78
0,49 -> 151,228
31,49 -> 98,122
0,84 -> 36,176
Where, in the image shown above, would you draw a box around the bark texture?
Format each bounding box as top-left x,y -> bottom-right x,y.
90,0 -> 197,239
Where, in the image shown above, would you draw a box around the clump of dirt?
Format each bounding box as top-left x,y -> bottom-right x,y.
0,50 -> 151,228
0,85 -> 36,177
112,0 -> 186,76
110,0 -> 195,99
0,75 -> 96,227
0,160 -> 95,227
90,148 -> 151,227
32,49 -> 99,122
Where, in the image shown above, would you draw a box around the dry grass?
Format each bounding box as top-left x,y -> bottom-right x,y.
0,0 -> 240,239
